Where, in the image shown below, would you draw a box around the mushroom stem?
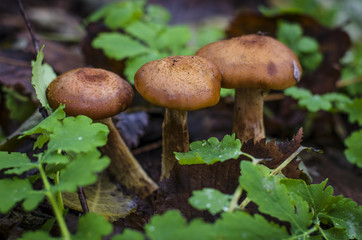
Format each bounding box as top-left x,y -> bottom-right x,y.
161,108 -> 189,180
233,88 -> 266,142
98,118 -> 158,197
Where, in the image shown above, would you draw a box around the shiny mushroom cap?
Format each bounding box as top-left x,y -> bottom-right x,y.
134,56 -> 222,111
46,68 -> 134,120
196,34 -> 302,89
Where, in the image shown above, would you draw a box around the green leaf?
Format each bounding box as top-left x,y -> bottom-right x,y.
124,21 -> 161,49
18,230 -> 59,240
284,86 -> 312,99
103,0 -> 145,29
52,150 -> 110,193
145,210 -> 214,240
220,88 -> 235,98
320,228 -> 348,240
31,46 -> 57,112
92,33 -> 150,60
47,115 -> 109,153
299,95 -> 332,112
301,52 -> 323,71
175,134 -> 242,165
124,52 -> 167,83
0,151 -> 37,175
344,129 -> 362,167
239,161 -> 313,234
322,93 -> 352,111
3,87 -> 37,122
145,4 -> 171,24
189,188 -> 232,215
21,106 -> 66,149
297,36 -> 319,53
0,178 -> 44,213
195,26 -> 225,50
214,211 -> 290,240
276,20 -> 303,49
72,213 -> 113,240
112,229 -> 145,240
157,25 -> 192,54
189,188 -> 232,214
345,98 -> 362,125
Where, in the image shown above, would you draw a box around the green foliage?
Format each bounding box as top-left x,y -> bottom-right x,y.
19,213 -> 113,240
284,86 -> 352,112
31,46 -> 57,112
277,20 -> 323,72
88,0 -> 224,83
341,43 -> 362,96
114,159 -> 362,239
175,134 -> 243,165
344,130 -> 362,168
3,87 -> 37,122
259,0 -> 337,27
189,188 -> 232,214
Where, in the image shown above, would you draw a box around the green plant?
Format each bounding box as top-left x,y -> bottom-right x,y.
276,20 -> 323,72
113,137 -> 362,239
285,86 -> 362,168
86,0 -> 225,83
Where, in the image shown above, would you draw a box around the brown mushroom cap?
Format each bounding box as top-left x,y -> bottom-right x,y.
46,68 -> 134,120
134,56 -> 222,111
196,34 -> 302,89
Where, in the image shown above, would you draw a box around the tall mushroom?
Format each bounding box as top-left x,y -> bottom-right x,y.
196,34 -> 302,142
46,67 -> 158,197
134,56 -> 222,180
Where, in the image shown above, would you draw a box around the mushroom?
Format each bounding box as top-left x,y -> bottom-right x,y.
196,34 -> 302,142
134,56 -> 222,180
46,67 -> 158,197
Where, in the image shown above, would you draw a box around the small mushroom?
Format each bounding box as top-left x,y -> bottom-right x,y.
197,34 -> 302,142
134,56 -> 222,180
46,67 -> 158,197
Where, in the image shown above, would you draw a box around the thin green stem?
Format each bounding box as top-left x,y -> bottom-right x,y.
228,185 -> 243,213
270,146 -> 306,176
38,164 -> 71,240
54,171 -> 65,216
284,225 -> 318,240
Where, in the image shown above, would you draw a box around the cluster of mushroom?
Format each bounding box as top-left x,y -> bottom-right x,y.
46,33 -> 302,198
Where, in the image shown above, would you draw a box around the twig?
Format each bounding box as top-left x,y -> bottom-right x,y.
77,187 -> 89,213
17,0 -> 40,53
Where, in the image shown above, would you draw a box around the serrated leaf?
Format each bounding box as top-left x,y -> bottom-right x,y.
175,134 -> 242,165
0,151 -> 37,175
284,86 -> 313,99
320,228 -> 348,240
297,37 -> 319,53
21,106 -> 66,149
62,174 -> 137,221
72,213 -> 113,240
145,4 -> 171,24
92,33 -> 149,60
214,211 -> 290,240
124,21 -> 161,49
0,178 -> 44,213
112,229 -> 145,240
299,95 -> 332,112
52,150 -> 110,193
345,98 -> 362,125
239,161 -> 313,233
157,25 -> 192,54
18,230 -> 59,240
145,210 -> 214,240
47,115 -> 109,153
31,46 -> 57,112
344,129 -> 362,167
277,20 -> 303,48
103,0 -> 145,29
189,188 -> 232,214
322,93 -> 352,111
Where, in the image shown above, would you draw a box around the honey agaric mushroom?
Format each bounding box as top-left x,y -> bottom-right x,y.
197,34 -> 302,142
46,67 -> 158,197
134,56 -> 222,180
